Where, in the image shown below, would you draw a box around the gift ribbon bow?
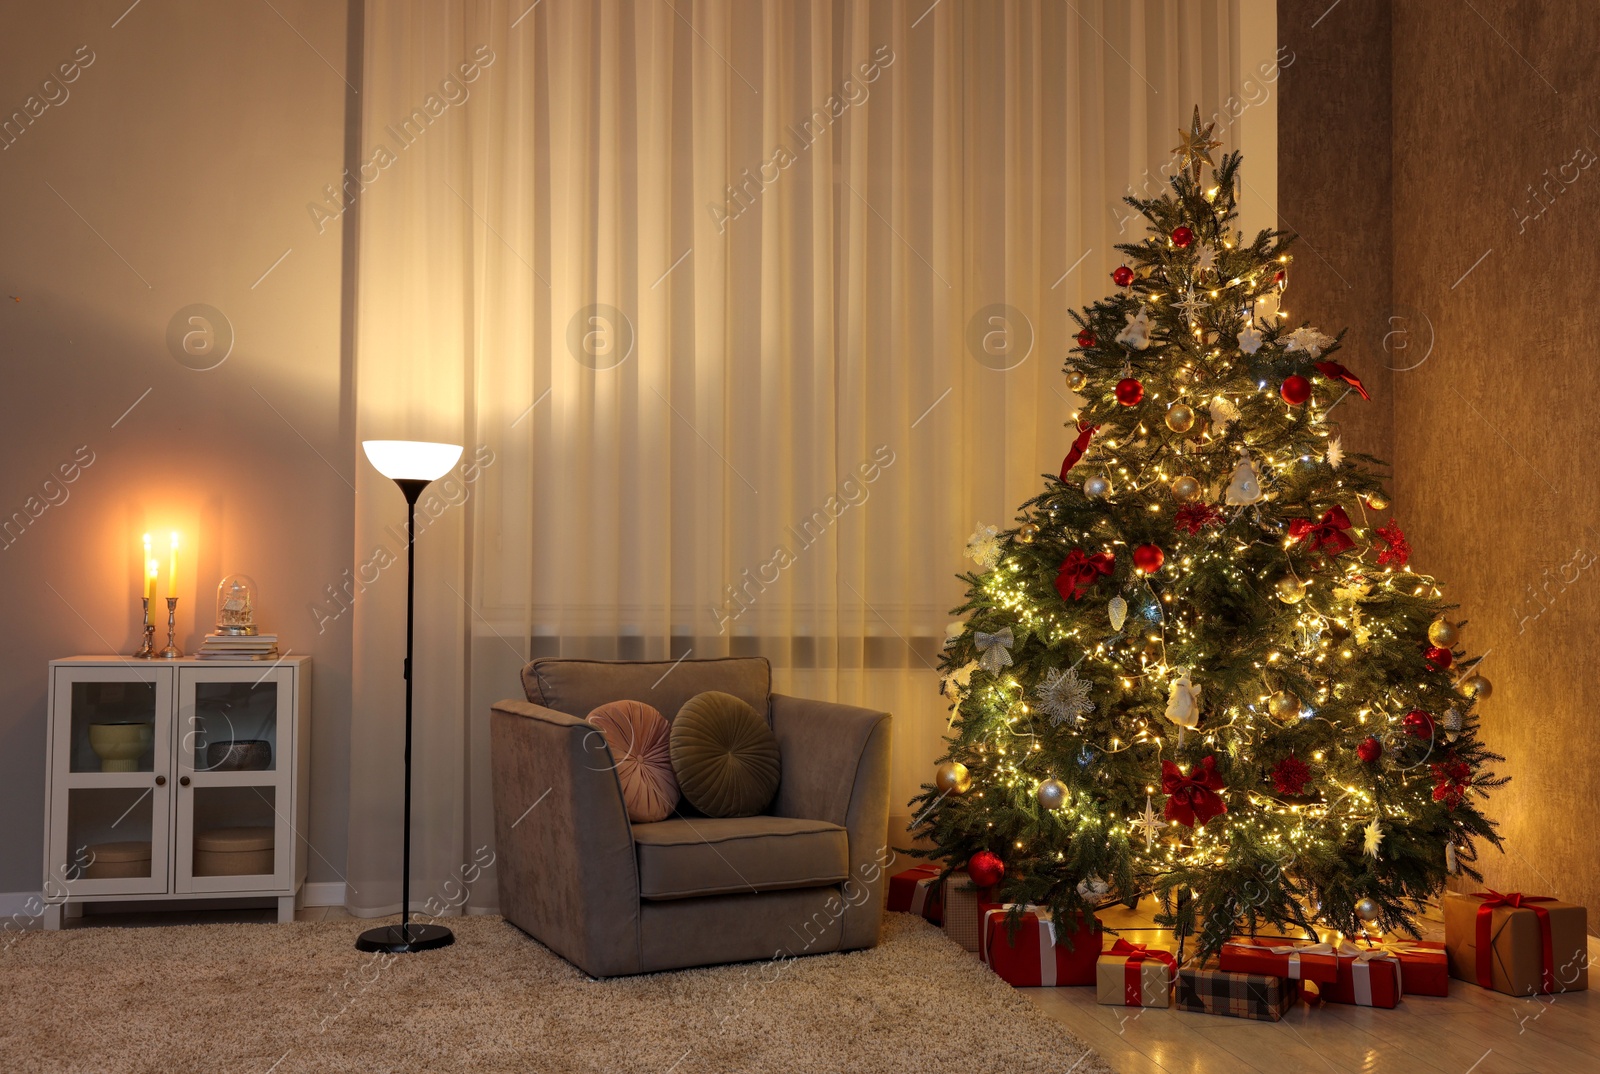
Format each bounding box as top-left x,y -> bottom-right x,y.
1107,938 -> 1175,1006
1315,360 -> 1369,400
1287,505 -> 1355,555
1055,549 -> 1115,602
1471,891 -> 1556,994
1060,422 -> 1099,481
973,627 -> 1015,673
1160,756 -> 1227,827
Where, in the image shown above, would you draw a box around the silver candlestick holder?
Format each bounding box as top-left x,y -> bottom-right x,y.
157,597 -> 183,659
133,598 -> 156,659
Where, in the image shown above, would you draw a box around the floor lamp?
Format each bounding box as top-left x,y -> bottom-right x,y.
356,439 -> 463,954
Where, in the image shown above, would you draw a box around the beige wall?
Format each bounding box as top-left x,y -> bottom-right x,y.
0,2 -> 355,893
1282,0 -> 1600,917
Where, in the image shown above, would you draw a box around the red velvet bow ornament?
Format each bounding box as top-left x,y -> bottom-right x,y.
1315,360 -> 1369,400
1161,756 -> 1228,828
1055,549 -> 1114,601
1288,506 -> 1355,555
1060,422 -> 1100,481
1173,503 -> 1223,536
1431,757 -> 1472,806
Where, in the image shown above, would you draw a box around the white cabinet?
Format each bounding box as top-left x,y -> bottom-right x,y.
41,656 -> 310,927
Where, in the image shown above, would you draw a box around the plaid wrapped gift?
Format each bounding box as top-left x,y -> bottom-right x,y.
1359,938 -> 1449,997
886,863 -> 943,925
1218,937 -> 1341,984
1323,945 -> 1402,1008
979,903 -> 1103,987
1096,937 -> 1176,1007
941,870 -> 991,953
1174,959 -> 1297,1021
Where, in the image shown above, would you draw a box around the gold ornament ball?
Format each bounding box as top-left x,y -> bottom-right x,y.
1366,491 -> 1391,511
1018,522 -> 1040,543
1459,674 -> 1493,701
1036,778 -> 1068,811
1084,475 -> 1112,499
1275,575 -> 1308,604
1266,690 -> 1302,722
934,761 -> 972,795
1428,618 -> 1460,648
1066,369 -> 1088,392
1170,475 -> 1202,502
1165,403 -> 1196,433
1355,897 -> 1381,923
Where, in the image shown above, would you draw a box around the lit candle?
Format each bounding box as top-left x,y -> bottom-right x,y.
168,532 -> 179,600
142,534 -> 153,600
148,558 -> 159,601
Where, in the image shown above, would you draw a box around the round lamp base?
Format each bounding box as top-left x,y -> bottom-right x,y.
355,922 -> 455,954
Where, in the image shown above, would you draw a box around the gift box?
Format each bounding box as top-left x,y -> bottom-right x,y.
1096,937 -> 1176,1007
979,903 -> 1103,987
941,870 -> 990,953
886,863 -> 943,925
1174,959 -> 1296,1021
1358,938 -> 1449,997
1443,891 -> 1589,996
1323,948 -> 1402,1008
1218,937 -> 1340,984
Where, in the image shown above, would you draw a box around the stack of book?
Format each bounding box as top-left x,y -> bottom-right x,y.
196,633 -> 280,660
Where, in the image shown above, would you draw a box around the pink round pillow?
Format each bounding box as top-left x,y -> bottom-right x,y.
586,700 -> 679,823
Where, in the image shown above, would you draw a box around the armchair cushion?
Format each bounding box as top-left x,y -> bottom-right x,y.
522,656 -> 771,723
631,816 -> 848,900
669,691 -> 781,817
586,700 -> 679,823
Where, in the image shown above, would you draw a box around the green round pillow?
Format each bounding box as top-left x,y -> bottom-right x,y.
669,691 -> 781,818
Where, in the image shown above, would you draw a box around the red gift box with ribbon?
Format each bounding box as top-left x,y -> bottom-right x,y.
1443,890 -> 1589,996
886,863 -> 943,925
1096,937 -> 1177,1007
1323,944 -> 1403,1008
1359,938 -> 1450,997
1217,936 -> 1341,984
980,903 -> 1103,987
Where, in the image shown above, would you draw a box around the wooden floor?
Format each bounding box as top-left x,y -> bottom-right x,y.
61,901 -> 1596,1073
1021,900 -> 1599,1074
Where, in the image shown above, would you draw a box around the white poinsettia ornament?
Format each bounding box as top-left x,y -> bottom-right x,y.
1115,308 -> 1155,350
1237,325 -> 1264,355
1224,452 -> 1262,505
1164,668 -> 1202,728
1209,395 -> 1240,431
965,522 -> 1002,569
1284,326 -> 1335,358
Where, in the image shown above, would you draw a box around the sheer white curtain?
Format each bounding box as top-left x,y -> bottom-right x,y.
348,0 -> 1264,915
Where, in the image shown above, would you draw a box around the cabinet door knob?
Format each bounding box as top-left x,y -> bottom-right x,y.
179,775 -> 191,787
155,775 -> 166,786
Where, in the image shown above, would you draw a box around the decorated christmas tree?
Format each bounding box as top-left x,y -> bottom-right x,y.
914,109 -> 1505,952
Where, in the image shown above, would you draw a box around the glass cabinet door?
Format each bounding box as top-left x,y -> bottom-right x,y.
174,667 -> 293,893
48,665 -> 172,896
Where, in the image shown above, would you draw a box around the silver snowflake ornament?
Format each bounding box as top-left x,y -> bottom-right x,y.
1036,664 -> 1095,727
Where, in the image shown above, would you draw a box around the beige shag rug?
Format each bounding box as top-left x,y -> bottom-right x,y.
3,913 -> 1110,1074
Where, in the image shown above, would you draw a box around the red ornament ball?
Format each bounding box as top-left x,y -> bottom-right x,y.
1171,226 -> 1195,248
1280,375 -> 1312,405
1356,736 -> 1383,764
1424,646 -> 1454,670
1271,754 -> 1311,796
1112,265 -> 1136,287
1403,709 -> 1436,740
1132,543 -> 1165,573
1115,377 -> 1144,406
1076,329 -> 1097,348
967,850 -> 1005,888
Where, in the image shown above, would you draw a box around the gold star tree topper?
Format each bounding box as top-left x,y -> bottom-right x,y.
1172,105 -> 1222,179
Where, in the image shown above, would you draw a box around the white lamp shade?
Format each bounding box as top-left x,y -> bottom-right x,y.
361,440 -> 464,482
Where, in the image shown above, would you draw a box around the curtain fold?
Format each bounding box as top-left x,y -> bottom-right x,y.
350,0 -> 1252,916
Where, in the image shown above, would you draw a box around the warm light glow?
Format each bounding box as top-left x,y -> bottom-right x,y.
167,532 -> 179,600
361,440 -> 464,481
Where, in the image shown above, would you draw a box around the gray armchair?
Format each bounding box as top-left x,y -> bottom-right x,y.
490,656 -> 893,977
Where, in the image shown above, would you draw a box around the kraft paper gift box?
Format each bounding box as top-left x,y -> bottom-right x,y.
1217,936 -> 1341,985
1443,891 -> 1589,996
1173,959 -> 1297,1022
941,870 -> 991,953
1096,938 -> 1176,1007
886,863 -> 943,925
980,903 -> 1103,987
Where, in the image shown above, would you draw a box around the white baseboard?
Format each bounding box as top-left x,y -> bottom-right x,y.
0,891 -> 48,922
301,882 -> 346,907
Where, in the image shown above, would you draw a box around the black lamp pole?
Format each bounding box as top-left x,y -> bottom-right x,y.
356,477 -> 455,954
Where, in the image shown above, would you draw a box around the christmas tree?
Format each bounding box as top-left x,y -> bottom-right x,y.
914,109 -> 1505,952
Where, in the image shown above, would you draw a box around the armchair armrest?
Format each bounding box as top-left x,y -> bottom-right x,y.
490,698 -> 642,976
769,693 -> 892,949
